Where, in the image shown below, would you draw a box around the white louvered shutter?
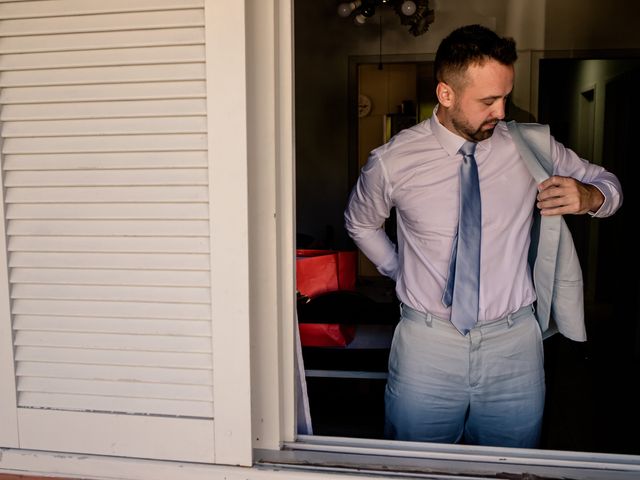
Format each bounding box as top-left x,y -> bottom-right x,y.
0,0 -> 247,463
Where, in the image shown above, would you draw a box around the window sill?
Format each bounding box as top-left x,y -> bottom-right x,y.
254,435 -> 640,479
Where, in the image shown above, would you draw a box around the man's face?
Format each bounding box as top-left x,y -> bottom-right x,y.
447,60 -> 514,142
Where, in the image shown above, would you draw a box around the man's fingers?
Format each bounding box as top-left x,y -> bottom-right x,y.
537,175 -> 571,191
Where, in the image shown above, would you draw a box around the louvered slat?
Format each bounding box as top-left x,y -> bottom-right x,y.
6,203 -> 209,219
0,28 -> 204,55
10,268 -> 210,286
2,117 -> 207,136
1,99 -> 207,121
8,236 -> 210,253
15,346 -> 212,369
16,362 -> 212,385
0,82 -> 206,103
7,186 -> 209,203
11,284 -> 211,304
18,392 -> 213,417
14,316 -> 211,336
0,45 -> 206,70
8,220 -> 209,236
0,0 -> 203,19
2,0 -> 213,418
15,331 -> 211,353
9,252 -> 210,270
0,10 -> 204,37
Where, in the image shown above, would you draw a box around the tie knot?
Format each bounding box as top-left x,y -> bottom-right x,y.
459,141 -> 476,157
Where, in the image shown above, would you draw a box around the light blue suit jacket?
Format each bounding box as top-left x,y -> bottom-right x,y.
508,121 -> 587,342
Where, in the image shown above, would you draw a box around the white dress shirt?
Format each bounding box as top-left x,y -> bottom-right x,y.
344,109 -> 622,322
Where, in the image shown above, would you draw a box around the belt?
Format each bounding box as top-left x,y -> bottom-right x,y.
400,303 -> 535,330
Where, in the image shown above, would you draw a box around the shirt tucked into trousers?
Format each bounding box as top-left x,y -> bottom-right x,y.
344,107 -> 621,447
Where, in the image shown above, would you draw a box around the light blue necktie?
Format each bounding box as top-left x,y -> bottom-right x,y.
442,141 -> 481,335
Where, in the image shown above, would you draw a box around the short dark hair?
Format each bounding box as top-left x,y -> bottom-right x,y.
434,24 -> 517,88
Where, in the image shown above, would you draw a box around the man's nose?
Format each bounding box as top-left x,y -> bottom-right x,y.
493,100 -> 506,120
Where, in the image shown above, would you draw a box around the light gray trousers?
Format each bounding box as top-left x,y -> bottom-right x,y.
384,303 -> 545,448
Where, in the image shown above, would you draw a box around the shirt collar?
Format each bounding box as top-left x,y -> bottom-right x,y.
429,105 -> 494,157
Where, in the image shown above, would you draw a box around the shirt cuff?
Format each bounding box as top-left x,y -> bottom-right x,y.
586,182 -> 607,218
377,252 -> 399,281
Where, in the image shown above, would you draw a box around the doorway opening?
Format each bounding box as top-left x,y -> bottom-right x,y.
538,58 -> 640,454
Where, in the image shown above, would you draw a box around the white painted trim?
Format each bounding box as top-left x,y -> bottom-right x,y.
0,139 -> 19,448
2,445 -> 640,480
17,409 -> 214,463
204,0 -> 252,466
274,0 -> 297,446
245,0 -> 281,452
292,435 -> 640,471
242,0 -> 297,451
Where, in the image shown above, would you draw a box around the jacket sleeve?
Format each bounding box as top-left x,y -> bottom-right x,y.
344,152 -> 399,280
550,136 -> 623,218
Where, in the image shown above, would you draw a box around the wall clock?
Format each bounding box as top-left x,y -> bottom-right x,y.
358,94 -> 372,117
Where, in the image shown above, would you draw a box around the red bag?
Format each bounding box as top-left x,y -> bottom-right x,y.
296,249 -> 356,297
297,323 -> 357,347
296,250 -> 357,347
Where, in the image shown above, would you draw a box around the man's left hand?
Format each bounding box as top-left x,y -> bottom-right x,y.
536,175 -> 604,216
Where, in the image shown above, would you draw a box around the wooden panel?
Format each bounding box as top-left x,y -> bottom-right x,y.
0,99 -> 207,120
0,27 -> 205,55
16,362 -> 212,385
17,410 -> 215,462
9,252 -> 210,269
15,346 -> 212,369
0,10 -> 205,37
0,81 -> 206,103
0,0 -> 219,440
0,71 -> 18,448
13,316 -> 211,336
6,186 -> 209,203
10,268 -> 211,287
11,284 -> 211,304
14,331 -> 211,351
0,45 -> 205,71
6,203 -> 209,219
17,377 -> 212,401
3,168 -> 208,186
8,236 -> 210,253
3,135 -> 207,154
7,220 -> 210,236
19,392 -> 213,418
12,299 -> 211,320
2,117 -> 207,137
3,151 -> 208,172
1,63 -> 205,87
3,151 -> 208,171
0,1 -> 204,20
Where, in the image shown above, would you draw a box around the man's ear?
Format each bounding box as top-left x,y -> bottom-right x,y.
436,82 -> 454,107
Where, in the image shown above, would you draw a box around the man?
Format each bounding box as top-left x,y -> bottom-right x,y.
344,24 -> 622,448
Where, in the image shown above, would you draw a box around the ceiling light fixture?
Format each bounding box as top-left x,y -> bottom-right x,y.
337,0 -> 434,36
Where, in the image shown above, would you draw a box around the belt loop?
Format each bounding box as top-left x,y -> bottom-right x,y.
425,312 -> 433,327
506,313 -> 514,327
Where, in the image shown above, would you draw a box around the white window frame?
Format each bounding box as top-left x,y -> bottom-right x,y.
2,1 -> 640,478
206,0 -> 253,466
252,1 -> 640,478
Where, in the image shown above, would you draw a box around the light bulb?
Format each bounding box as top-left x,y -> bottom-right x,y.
361,5 -> 376,17
354,13 -> 367,25
400,0 -> 417,15
337,1 -> 362,17
337,3 -> 352,17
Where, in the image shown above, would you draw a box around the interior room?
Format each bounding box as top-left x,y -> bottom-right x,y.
294,0 -> 640,455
